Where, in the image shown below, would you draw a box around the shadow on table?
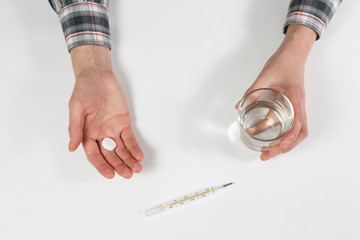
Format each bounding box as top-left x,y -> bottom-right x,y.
109,0 -> 156,172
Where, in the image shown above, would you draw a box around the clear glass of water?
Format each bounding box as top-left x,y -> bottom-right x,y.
237,88 -> 294,151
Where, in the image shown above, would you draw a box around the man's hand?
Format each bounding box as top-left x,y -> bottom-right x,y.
237,25 -> 317,160
68,45 -> 143,179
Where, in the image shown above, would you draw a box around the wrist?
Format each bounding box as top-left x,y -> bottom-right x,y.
70,45 -> 112,78
276,24 -> 316,64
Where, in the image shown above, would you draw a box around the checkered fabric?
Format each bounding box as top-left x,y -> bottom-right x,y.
48,0 -> 342,52
49,0 -> 111,52
284,0 -> 342,39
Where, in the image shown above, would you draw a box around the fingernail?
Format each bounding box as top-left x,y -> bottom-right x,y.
246,127 -> 255,135
104,170 -> 115,179
134,165 -> 142,173
124,171 -> 133,179
281,140 -> 291,147
136,155 -> 144,161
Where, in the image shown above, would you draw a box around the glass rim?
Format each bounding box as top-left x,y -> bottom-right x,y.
238,88 -> 294,142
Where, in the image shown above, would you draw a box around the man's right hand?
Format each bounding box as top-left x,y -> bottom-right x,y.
236,24 -> 316,161
68,45 -> 144,179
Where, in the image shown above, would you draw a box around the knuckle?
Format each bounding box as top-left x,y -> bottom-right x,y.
116,146 -> 130,157
87,152 -> 101,159
296,89 -> 305,100
83,137 -> 92,144
303,129 -> 309,138
96,163 -> 110,172
281,148 -> 290,154
101,150 -> 113,158
122,155 -> 132,161
132,164 -> 142,172
114,163 -> 126,172
124,136 -> 136,145
294,120 -> 302,130
281,145 -> 295,154
129,144 -> 140,152
69,98 -> 84,111
123,156 -> 136,165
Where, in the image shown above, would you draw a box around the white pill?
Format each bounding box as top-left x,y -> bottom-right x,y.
102,138 -> 117,151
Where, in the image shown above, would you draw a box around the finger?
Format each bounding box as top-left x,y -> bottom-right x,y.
260,152 -> 271,161
98,140 -> 133,179
266,126 -> 306,160
279,128 -> 308,154
235,101 -> 240,110
260,139 -> 281,152
235,99 -> 243,110
261,128 -> 306,161
246,109 -> 281,135
68,100 -> 85,152
114,138 -> 142,173
279,122 -> 302,146
259,120 -> 302,160
82,138 -> 115,179
269,120 -> 302,156
121,127 -> 144,161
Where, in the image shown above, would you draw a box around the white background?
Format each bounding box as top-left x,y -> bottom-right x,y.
1,1 -> 359,239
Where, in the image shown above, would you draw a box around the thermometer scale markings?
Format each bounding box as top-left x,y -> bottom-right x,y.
142,183 -> 233,217
162,189 -> 214,208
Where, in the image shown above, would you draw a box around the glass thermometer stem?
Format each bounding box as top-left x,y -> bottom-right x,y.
143,182 -> 234,217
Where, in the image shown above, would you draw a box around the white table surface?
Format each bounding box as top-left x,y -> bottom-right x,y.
1,1 -> 359,239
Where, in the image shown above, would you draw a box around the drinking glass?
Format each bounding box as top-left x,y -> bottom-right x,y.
237,88 -> 294,151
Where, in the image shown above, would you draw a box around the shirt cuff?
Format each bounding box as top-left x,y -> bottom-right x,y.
58,2 -> 111,52
283,13 -> 325,40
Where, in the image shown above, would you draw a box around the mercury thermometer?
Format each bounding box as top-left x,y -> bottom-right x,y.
142,182 -> 234,217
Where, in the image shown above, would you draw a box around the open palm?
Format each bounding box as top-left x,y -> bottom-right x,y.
68,69 -> 143,179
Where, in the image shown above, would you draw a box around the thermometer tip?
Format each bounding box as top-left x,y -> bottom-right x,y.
223,182 -> 234,188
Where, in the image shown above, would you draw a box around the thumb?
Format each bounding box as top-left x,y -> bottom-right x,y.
68,100 -> 85,152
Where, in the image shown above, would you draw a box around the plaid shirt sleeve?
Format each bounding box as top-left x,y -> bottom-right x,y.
48,0 -> 111,52
284,0 -> 342,39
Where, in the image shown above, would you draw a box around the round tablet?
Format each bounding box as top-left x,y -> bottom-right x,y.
102,138 -> 117,151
